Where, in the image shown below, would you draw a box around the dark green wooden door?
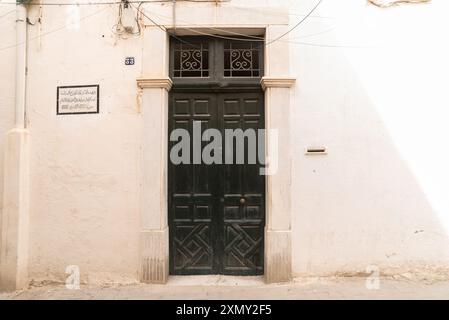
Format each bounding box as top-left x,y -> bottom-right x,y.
168,91 -> 265,275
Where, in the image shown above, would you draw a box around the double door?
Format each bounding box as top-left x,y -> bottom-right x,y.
168,90 -> 265,275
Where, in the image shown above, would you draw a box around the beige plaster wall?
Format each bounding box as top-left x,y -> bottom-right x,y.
289,0 -> 449,276
0,3 -> 18,258
24,4 -> 144,283
1,0 -> 449,284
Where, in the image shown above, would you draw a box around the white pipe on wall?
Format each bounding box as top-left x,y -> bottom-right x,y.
15,3 -> 27,129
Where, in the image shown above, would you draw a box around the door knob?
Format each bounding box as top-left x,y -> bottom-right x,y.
240,198 -> 246,205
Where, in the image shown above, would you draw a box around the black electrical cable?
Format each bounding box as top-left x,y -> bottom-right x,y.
0,0 -> 220,6
266,0 -> 323,45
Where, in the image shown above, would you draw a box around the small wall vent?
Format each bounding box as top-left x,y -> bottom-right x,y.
305,147 -> 327,155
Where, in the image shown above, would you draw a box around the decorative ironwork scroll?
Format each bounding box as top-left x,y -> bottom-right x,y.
224,41 -> 261,78
173,41 -> 209,78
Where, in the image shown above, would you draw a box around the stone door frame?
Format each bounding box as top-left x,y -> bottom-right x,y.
136,25 -> 295,284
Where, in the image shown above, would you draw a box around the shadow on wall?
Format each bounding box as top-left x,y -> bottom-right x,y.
290,0 -> 449,277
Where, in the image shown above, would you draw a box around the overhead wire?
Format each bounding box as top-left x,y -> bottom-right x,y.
0,0 -> 334,21
0,5 -> 108,52
266,0 -> 323,45
132,2 -> 320,49
0,0 -> 220,6
135,1 -> 370,48
230,5 -> 334,21
144,5 -> 334,43
0,8 -> 15,18
0,0 -> 370,51
112,1 -> 143,38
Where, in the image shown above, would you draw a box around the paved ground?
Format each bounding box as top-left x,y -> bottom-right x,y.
1,276 -> 449,300
0,276 -> 449,300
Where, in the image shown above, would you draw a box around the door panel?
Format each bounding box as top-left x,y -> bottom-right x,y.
169,93 -> 219,274
168,91 -> 265,275
219,93 -> 265,275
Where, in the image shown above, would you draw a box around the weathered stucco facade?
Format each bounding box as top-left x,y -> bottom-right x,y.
1,0 -> 449,290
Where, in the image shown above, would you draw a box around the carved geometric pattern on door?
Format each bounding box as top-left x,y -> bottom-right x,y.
223,223 -> 264,274
173,224 -> 213,273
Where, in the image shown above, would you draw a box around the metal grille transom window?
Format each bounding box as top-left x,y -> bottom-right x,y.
224,41 -> 261,78
170,36 -> 264,84
173,41 -> 209,78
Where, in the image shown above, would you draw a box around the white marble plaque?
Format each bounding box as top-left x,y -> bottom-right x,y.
57,85 -> 99,115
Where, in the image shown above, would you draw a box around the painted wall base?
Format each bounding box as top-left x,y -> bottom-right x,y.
0,129 -> 30,291
265,229 -> 292,283
139,228 -> 169,284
